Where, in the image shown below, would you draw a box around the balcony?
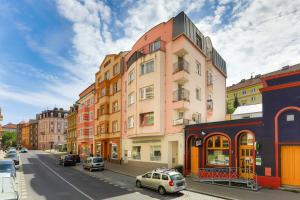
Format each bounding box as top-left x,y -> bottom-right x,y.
173,118 -> 190,126
173,89 -> 190,102
207,99 -> 213,110
173,59 -> 189,74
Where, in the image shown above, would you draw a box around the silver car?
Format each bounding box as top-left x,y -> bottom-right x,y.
83,157 -> 104,171
0,173 -> 19,200
136,168 -> 186,195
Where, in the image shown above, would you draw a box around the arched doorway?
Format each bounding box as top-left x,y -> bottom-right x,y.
190,137 -> 199,175
238,132 -> 255,179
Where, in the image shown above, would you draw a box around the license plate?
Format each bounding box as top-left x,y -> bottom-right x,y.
177,182 -> 184,187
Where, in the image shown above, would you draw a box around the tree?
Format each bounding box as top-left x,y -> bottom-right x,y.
1,131 -> 17,149
233,96 -> 240,109
226,102 -> 236,114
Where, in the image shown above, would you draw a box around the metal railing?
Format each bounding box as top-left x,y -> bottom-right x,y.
173,89 -> 190,102
195,167 -> 258,190
173,59 -> 189,74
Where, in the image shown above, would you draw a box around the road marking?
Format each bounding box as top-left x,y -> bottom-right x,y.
38,158 -> 94,200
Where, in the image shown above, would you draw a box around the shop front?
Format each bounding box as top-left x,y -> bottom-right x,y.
95,138 -> 121,162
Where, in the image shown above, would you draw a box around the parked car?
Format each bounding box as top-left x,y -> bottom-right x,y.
4,154 -> 20,169
83,157 -> 104,171
0,173 -> 19,200
0,160 -> 16,178
20,148 -> 28,153
72,154 -> 81,163
59,155 -> 76,166
136,168 -> 186,195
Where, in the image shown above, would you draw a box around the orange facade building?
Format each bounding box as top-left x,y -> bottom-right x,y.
21,122 -> 30,149
94,52 -> 127,162
77,83 -> 95,158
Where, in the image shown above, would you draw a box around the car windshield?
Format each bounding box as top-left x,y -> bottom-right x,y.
6,154 -> 16,158
93,158 -> 103,163
65,156 -> 73,160
170,174 -> 184,181
0,164 -> 13,172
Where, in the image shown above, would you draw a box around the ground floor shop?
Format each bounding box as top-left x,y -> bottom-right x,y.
122,133 -> 184,168
67,140 -> 77,154
78,141 -> 93,159
94,138 -> 121,162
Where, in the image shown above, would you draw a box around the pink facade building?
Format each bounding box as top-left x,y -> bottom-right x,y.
121,12 -> 226,168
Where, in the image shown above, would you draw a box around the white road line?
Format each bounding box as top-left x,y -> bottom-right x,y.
38,158 -> 94,200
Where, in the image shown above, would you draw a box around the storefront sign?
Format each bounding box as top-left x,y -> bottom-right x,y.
256,156 -> 262,166
195,138 -> 203,147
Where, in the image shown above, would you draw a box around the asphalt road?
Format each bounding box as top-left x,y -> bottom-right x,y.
19,151 -> 223,200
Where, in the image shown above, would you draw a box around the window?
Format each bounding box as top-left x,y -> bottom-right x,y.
251,88 -> 256,93
112,121 -> 119,132
100,124 -> 105,134
113,82 -> 118,94
140,85 -> 154,100
89,127 -> 93,135
196,88 -> 201,100
113,64 -> 118,75
101,88 -> 106,97
251,96 -> 256,101
162,175 -> 169,180
206,135 -> 230,166
89,111 -> 93,121
142,173 -> 152,178
178,111 -> 184,119
58,113 -> 61,118
128,116 -> 134,128
149,40 -> 160,52
140,60 -> 154,75
111,144 -> 118,159
150,145 -> 161,161
196,34 -> 202,49
104,71 -> 110,80
242,90 -> 247,95
140,112 -> 154,126
112,101 -> 118,112
152,173 -> 161,179
207,71 -> 213,85
128,70 -> 135,84
128,92 -> 135,106
132,146 -> 141,160
80,114 -> 83,122
196,62 -> 201,75
192,112 -> 201,123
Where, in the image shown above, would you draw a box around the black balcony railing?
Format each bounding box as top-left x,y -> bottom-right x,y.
173,59 -> 189,74
173,89 -> 190,102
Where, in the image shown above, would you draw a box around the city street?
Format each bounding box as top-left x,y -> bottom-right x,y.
18,151 -> 223,200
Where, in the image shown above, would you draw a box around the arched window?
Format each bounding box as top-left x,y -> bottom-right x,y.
206,135 -> 230,166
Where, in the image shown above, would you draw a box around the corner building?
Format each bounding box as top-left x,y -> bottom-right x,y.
121,12 -> 227,168
94,52 -> 127,162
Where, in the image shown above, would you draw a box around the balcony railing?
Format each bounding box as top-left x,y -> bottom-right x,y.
173,59 -> 189,74
173,89 -> 190,102
173,118 -> 190,126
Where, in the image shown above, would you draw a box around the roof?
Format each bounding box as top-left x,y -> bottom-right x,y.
227,63 -> 300,91
232,104 -> 262,115
3,123 -> 17,129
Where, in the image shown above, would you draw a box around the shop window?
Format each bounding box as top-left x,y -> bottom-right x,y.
111,144 -> 118,159
150,145 -> 161,161
132,146 -> 141,160
206,135 -> 230,166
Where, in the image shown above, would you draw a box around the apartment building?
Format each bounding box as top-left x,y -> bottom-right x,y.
94,52 -> 127,161
227,63 -> 300,112
21,122 -> 30,149
121,12 -> 226,168
67,105 -> 78,154
16,121 -> 25,148
2,123 -> 17,133
38,108 -> 68,150
29,119 -> 38,150
77,84 -> 95,158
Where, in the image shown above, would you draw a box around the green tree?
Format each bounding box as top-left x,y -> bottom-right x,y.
1,131 -> 17,149
226,102 -> 236,114
233,96 -> 240,109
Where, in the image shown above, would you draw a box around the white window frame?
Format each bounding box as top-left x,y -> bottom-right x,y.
196,62 -> 201,75
128,92 -> 135,106
196,88 -> 201,100
140,60 -> 154,76
140,85 -> 154,100
128,116 -> 134,129
112,121 -> 119,132
128,70 -> 135,84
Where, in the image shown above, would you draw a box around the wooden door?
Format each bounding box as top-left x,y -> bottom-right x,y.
191,146 -> 199,175
281,146 -> 300,186
239,146 -> 254,179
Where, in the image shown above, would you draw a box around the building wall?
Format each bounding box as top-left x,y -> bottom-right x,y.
21,123 -> 30,148
29,120 -> 38,150
67,107 -> 77,154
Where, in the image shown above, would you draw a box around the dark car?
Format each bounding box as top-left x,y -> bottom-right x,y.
59,155 -> 76,166
4,154 -> 20,169
72,154 -> 81,163
0,160 -> 16,177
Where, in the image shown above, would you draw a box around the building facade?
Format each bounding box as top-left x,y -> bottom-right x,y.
21,122 -> 30,149
29,119 -> 38,150
2,123 -> 17,133
121,12 -> 226,168
16,121 -> 25,148
77,84 -> 95,158
185,67 -> 300,189
38,108 -> 68,150
94,52 -> 126,162
67,105 -> 78,154
226,63 -> 300,112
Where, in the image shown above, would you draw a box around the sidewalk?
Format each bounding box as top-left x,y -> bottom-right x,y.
105,162 -> 300,200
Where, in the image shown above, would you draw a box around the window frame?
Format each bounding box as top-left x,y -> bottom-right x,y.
206,135 -> 230,167
140,85 -> 154,100
140,60 -> 154,76
140,112 -> 154,126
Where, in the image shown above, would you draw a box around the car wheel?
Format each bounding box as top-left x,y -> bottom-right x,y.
136,180 -> 142,188
158,186 -> 166,195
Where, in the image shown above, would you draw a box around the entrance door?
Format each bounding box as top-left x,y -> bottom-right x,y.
281,146 -> 300,187
239,133 -> 255,179
172,141 -> 178,168
190,138 -> 199,175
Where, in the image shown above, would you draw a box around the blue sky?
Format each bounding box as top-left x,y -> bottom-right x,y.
0,0 -> 300,124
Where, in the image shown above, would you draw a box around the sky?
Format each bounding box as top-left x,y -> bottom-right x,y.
0,0 -> 300,124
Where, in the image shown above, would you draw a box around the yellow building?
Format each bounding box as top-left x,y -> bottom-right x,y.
67,105 -> 78,154
21,122 -> 30,149
94,52 -> 127,161
227,63 -> 300,113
